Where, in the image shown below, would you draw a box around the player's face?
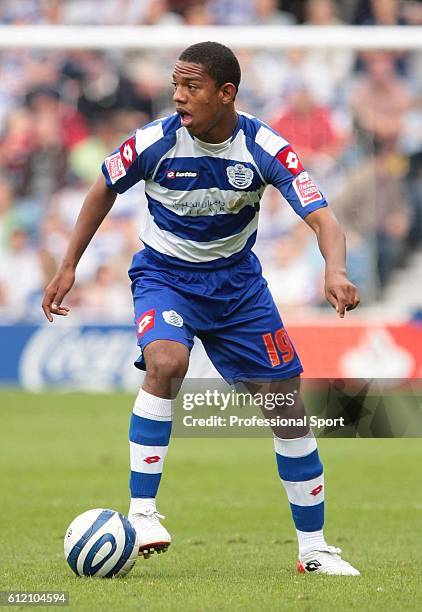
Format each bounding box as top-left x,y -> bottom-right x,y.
172,61 -> 230,140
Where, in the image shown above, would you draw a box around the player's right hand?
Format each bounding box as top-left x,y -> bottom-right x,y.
42,268 -> 75,322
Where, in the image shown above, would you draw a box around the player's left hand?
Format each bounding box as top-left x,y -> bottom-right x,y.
324,271 -> 360,318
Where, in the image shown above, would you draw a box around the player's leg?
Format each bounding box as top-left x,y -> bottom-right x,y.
200,255 -> 359,574
127,265 -> 195,557
128,340 -> 189,557
244,376 -> 359,576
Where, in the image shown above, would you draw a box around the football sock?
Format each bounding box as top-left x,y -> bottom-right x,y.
129,497 -> 156,515
129,388 -> 173,504
274,432 -> 327,557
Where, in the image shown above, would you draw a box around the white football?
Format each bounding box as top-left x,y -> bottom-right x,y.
64,508 -> 139,578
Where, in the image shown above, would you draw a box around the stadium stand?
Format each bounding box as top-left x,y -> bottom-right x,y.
0,0 -> 421,321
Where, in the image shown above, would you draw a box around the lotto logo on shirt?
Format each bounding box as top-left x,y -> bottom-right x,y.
166,170 -> 198,179
276,145 -> 304,176
105,152 -> 126,184
292,172 -> 322,207
137,309 -> 155,337
119,136 -> 136,169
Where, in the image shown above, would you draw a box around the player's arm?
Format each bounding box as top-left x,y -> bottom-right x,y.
260,131 -> 359,317
304,207 -> 360,318
43,130 -> 146,321
42,175 -> 117,322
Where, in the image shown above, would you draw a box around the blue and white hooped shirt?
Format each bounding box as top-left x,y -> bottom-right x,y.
102,111 -> 327,269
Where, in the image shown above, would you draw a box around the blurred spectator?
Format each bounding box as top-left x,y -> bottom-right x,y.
183,2 -> 215,26
140,0 -> 183,25
68,116 -> 121,185
356,1 -> 412,74
210,0 -> 255,25
255,185 -> 299,257
27,86 -> 90,150
70,215 -> 131,284
402,1 -> 422,25
406,151 -> 422,246
263,222 -> 325,309
122,56 -> 172,121
234,50 -> 271,116
303,0 -> 354,102
254,0 -> 297,25
351,52 -> 412,153
255,186 -> 326,310
40,0 -> 61,24
277,0 -> 306,22
39,209 -> 72,262
74,52 -> 153,122
75,53 -> 122,120
82,264 -> 133,320
22,110 -> 67,200
0,109 -> 34,195
305,0 -> 341,25
365,0 -> 409,25
55,0 -> 129,25
0,177 -> 18,254
333,144 -> 411,291
0,0 -> 42,24
256,47 -> 352,110
271,81 -> 347,173
0,228 -> 45,319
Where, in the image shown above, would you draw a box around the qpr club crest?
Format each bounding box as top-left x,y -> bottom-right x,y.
226,163 -> 254,189
162,310 -> 184,327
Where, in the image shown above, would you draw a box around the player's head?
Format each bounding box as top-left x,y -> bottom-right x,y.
172,41 -> 241,140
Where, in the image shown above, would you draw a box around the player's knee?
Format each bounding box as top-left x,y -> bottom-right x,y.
145,345 -> 189,382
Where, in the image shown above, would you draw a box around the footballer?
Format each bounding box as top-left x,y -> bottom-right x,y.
42,42 -> 360,575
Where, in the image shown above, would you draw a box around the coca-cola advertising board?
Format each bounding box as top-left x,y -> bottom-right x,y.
0,320 -> 421,391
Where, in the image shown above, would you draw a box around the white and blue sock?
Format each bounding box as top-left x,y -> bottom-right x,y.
129,388 -> 173,514
274,432 -> 327,557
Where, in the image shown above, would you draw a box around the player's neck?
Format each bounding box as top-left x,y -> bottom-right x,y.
196,108 -> 238,144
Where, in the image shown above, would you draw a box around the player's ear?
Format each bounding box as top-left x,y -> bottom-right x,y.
220,83 -> 237,104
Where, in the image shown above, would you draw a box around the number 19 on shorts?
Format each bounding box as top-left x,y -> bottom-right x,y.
262,328 -> 294,367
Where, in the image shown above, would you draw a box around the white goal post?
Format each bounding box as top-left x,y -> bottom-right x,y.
0,25 -> 421,50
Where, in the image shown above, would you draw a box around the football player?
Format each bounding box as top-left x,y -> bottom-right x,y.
43,42 -> 360,575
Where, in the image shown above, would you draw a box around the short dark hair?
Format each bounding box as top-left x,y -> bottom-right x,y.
178,41 -> 241,93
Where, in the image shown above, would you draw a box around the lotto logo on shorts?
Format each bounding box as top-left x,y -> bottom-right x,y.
292,172 -> 322,207
105,152 -> 126,184
276,145 -> 304,176
137,309 -> 155,337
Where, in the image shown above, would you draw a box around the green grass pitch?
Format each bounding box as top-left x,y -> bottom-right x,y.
0,390 -> 420,611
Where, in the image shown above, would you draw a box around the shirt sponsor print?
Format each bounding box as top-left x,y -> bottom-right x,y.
276,145 -> 304,176
105,152 -> 126,184
292,171 -> 323,207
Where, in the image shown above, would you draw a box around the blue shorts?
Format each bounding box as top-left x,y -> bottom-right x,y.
128,248 -> 303,383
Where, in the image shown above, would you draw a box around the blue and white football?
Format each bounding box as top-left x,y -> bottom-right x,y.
64,509 -> 139,578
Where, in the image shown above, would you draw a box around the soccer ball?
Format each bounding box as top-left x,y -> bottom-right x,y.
64,508 -> 139,578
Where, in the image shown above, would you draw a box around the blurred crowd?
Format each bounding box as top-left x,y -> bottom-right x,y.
0,0 -> 421,321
